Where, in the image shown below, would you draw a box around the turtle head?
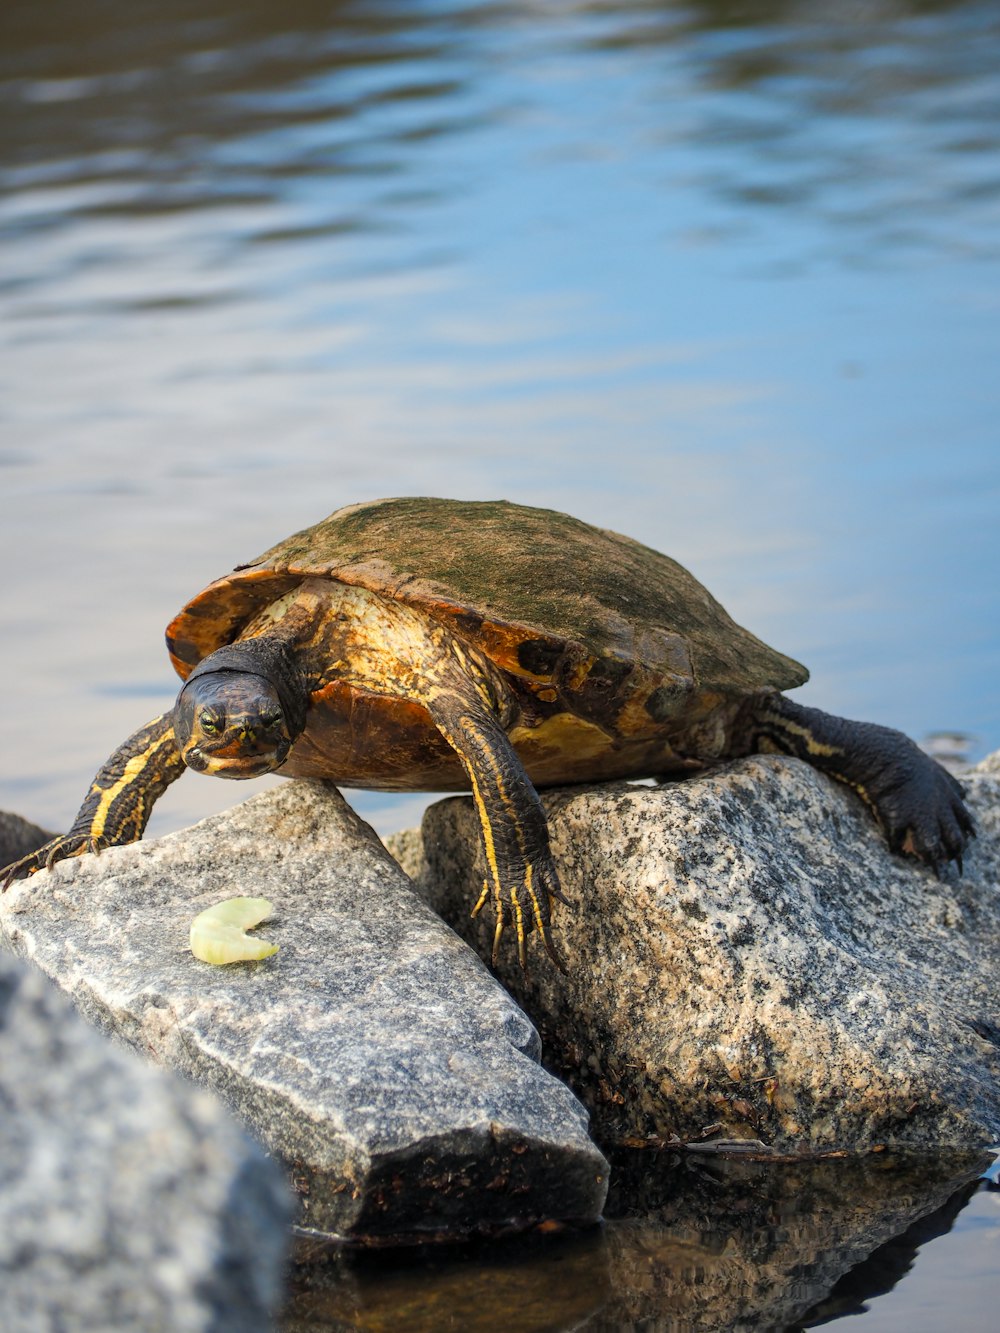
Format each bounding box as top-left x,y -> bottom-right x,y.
173,639 -> 308,779
175,670 -> 294,778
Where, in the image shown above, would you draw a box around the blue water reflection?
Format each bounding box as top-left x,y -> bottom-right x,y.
2,2 -> 999,844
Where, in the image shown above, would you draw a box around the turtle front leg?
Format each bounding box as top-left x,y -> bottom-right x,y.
428,690 -> 568,972
2,713 -> 186,888
741,692 -> 974,872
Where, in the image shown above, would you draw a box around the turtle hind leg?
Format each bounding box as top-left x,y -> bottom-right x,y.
742,692 -> 975,872
2,713 -> 186,888
428,689 -> 568,973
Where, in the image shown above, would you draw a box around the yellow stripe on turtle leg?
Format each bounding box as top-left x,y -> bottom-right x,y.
428,688 -> 567,971
2,713 -> 188,888
77,714 -> 187,848
88,726 -> 182,842
464,763 -> 518,964
457,713 -> 536,965
521,863 -> 552,952
472,880 -> 490,918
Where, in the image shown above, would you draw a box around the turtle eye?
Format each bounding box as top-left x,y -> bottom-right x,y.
200,711 -> 222,736
259,711 -> 282,731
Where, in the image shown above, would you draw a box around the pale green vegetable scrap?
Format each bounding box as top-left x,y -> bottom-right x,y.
190,896 -> 279,965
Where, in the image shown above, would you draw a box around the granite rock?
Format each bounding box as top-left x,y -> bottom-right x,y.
0,781 -> 608,1241
393,752 -> 1000,1151
0,952 -> 291,1332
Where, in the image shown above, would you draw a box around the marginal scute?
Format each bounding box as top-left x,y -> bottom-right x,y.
646,680 -> 694,722
517,638 -> 564,680
166,569 -> 300,678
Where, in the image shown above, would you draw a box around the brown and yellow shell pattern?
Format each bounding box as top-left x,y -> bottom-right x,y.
165,498 -> 808,792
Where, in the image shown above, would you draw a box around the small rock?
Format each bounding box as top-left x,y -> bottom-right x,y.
920,730 -> 977,772
0,952 -> 291,1332
0,809 -> 53,868
0,781 -> 607,1241
400,752 -> 1000,1151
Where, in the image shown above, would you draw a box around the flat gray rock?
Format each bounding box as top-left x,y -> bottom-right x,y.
395,752 -> 1000,1151
0,952 -> 291,1333
0,781 -> 607,1241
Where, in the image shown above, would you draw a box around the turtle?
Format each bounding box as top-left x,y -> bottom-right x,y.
2,497 -> 974,968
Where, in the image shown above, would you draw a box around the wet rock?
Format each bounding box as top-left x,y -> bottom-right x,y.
394,752 -> 1000,1151
0,952 -> 291,1333
0,809 -> 53,868
0,781 -> 607,1241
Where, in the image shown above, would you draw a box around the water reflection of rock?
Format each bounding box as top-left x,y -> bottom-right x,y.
594,1149 -> 991,1331
284,1150 -> 992,1331
284,1226 -> 612,1333
803,1166 -> 986,1325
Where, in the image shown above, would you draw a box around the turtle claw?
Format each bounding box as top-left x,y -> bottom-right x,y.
480,857 -> 568,974
547,880 -> 572,909
1,833 -> 106,890
880,761 -> 974,876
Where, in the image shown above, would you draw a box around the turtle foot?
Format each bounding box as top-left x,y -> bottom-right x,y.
880,758 -> 976,876
748,695 -> 975,874
473,857 -> 569,975
1,833 -> 107,891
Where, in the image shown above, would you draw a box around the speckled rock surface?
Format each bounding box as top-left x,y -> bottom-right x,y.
393,752 -> 1000,1151
0,781 -> 607,1241
0,808 -> 52,868
0,952 -> 291,1333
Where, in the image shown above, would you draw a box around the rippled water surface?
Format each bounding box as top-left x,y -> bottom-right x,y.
2,1 -> 999,1326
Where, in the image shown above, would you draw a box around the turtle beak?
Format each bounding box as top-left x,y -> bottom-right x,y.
185,746 -> 286,778
185,727 -> 290,778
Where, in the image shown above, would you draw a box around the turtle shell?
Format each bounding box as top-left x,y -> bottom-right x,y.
165,498 -> 808,790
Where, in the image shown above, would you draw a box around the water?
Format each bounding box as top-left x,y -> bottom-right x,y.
284,1149 -> 1000,1331
2,0 -> 999,1325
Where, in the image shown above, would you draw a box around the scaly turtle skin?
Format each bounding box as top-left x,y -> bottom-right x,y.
2,498 -> 974,968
